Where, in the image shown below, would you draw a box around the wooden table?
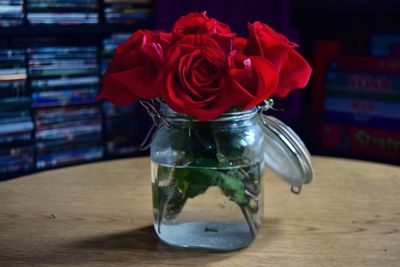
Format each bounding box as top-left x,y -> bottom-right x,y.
0,156 -> 399,266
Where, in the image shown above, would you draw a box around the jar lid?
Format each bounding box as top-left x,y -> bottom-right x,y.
259,114 -> 314,194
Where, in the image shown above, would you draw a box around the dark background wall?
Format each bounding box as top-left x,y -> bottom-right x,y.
155,0 -> 295,38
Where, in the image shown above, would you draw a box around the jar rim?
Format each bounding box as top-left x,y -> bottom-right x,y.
163,106 -> 258,122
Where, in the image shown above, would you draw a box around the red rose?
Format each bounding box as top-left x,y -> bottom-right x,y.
233,37 -> 247,52
229,52 -> 279,109
161,35 -> 232,120
172,12 -> 234,39
244,22 -> 311,97
98,30 -> 171,105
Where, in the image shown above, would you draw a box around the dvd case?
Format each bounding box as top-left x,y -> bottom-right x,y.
0,0 -> 24,27
104,0 -> 153,25
0,48 -> 34,178
27,0 -> 99,25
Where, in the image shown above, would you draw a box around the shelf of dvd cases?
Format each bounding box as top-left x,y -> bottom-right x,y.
0,1 -> 154,180
0,37 -> 153,180
0,0 -> 154,33
0,48 -> 34,179
0,45 -> 152,179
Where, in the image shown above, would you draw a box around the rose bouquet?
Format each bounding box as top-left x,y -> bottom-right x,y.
98,12 -> 312,250
98,11 -> 311,120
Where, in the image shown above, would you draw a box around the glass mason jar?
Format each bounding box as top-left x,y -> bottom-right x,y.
150,108 -> 264,251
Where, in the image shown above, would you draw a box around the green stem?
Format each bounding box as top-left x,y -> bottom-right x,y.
157,191 -> 165,234
240,205 -> 257,238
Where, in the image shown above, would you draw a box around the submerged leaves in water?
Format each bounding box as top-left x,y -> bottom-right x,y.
153,162 -> 262,212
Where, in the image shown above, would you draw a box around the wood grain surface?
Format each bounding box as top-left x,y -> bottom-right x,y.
0,156 -> 399,267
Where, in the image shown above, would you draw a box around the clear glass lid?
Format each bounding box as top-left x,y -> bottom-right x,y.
258,113 -> 314,194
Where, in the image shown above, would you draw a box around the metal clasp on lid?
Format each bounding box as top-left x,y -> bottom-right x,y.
139,100 -> 171,150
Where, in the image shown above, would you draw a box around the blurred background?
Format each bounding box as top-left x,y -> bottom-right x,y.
1,0 -> 399,180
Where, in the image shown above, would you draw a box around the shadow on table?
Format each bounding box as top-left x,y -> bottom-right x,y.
71,218 -> 282,264
70,225 -> 234,264
76,225 -> 175,252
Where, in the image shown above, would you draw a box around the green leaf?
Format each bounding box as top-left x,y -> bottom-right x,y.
220,173 -> 243,192
219,173 -> 249,205
231,188 -> 249,205
160,185 -> 187,220
175,168 -> 219,198
155,164 -> 250,209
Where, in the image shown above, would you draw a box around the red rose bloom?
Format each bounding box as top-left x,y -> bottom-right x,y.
172,12 -> 233,39
162,35 -> 232,120
98,30 -> 171,105
244,22 -> 312,97
229,51 -> 279,109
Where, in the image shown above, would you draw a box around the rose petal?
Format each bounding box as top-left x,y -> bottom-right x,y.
232,37 -> 246,53
164,70 -> 205,108
98,78 -> 139,105
274,50 -> 312,97
103,68 -> 160,100
166,87 -> 232,121
180,55 -> 205,100
230,56 -> 279,109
